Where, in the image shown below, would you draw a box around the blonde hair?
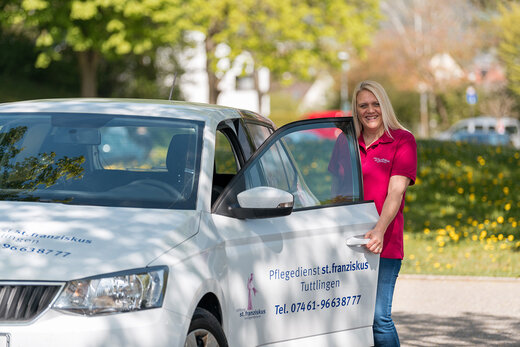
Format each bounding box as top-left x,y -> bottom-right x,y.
351,80 -> 408,138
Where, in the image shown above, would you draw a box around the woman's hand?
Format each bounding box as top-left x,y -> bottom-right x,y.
365,227 -> 385,254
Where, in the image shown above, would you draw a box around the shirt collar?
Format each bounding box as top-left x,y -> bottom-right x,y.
358,130 -> 395,150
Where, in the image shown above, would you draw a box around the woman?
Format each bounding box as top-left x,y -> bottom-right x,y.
352,80 -> 417,346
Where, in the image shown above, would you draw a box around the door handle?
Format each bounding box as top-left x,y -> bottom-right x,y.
346,236 -> 369,246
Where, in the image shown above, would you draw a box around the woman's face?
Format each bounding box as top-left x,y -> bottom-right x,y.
356,89 -> 383,134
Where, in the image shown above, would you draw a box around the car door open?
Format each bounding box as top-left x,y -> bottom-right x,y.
210,117 -> 380,346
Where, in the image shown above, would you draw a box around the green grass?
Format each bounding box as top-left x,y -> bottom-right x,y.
402,232 -> 519,277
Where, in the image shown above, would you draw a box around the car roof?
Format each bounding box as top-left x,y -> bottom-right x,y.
0,98 -> 274,128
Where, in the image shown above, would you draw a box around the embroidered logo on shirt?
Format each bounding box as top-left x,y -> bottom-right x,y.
373,157 -> 390,164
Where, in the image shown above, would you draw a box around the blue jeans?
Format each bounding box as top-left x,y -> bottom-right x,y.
373,257 -> 402,347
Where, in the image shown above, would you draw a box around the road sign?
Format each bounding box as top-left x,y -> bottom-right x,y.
466,86 -> 477,105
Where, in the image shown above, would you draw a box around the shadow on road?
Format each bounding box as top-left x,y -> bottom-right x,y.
394,312 -> 520,346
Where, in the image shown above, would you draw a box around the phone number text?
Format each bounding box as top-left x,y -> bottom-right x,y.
274,295 -> 362,315
2,243 -> 71,258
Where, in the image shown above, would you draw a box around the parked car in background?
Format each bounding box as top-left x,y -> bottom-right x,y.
436,116 -> 520,148
452,130 -> 511,146
0,99 -> 379,347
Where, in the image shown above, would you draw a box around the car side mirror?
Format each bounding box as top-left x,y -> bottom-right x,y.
231,186 -> 294,219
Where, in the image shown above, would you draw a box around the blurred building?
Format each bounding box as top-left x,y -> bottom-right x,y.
466,51 -> 507,88
177,31 -> 270,116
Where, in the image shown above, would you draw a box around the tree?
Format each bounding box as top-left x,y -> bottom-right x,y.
496,2 -> 520,101
349,0 -> 482,136
179,0 -> 380,104
0,0 -> 185,97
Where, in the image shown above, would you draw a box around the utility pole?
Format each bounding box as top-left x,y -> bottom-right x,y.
338,51 -> 350,112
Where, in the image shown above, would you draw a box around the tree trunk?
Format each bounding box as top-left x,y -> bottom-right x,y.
205,36 -> 220,104
77,50 -> 100,97
435,94 -> 449,130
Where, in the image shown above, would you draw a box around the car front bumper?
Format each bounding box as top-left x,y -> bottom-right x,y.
0,308 -> 189,347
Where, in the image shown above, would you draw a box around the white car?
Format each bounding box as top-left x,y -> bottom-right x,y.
0,99 -> 379,347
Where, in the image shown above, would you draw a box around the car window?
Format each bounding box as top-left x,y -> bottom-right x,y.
245,122 -> 273,148
0,113 -> 203,209
214,118 -> 362,216
506,125 -> 518,135
215,131 -> 238,175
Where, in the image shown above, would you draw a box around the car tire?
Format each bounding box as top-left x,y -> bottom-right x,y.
184,308 -> 228,347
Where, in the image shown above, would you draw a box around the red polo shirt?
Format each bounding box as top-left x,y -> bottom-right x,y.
358,129 -> 417,259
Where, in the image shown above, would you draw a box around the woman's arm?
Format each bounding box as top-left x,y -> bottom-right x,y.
365,175 -> 411,254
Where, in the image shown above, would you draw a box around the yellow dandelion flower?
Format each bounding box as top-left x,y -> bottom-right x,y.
472,235 -> 478,241
508,235 -> 515,242
498,234 -> 504,240
497,216 -> 504,224
505,203 -> 511,211
446,264 -> 453,269
464,252 -> 470,258
434,262 -> 441,268
409,254 -> 416,260
424,228 -> 430,235
457,187 -> 464,194
503,187 -> 510,195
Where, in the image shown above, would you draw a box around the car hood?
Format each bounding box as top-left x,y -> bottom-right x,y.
0,201 -> 200,281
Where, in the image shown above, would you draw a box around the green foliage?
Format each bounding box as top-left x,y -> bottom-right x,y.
403,140 -> 520,276
268,91 -> 302,126
0,29 -> 80,98
407,140 -> 519,235
224,0 -> 381,80
0,0 -> 186,96
402,139 -> 519,276
1,0 -> 183,64
497,2 -> 520,98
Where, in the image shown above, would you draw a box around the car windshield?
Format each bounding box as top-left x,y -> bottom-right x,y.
0,113 -> 203,209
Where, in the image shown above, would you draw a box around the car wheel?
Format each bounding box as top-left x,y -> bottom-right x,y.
184,308 -> 228,347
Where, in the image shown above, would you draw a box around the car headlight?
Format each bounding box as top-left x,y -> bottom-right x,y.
53,266 -> 168,316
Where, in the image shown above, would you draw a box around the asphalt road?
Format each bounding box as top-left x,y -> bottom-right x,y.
392,274 -> 520,346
